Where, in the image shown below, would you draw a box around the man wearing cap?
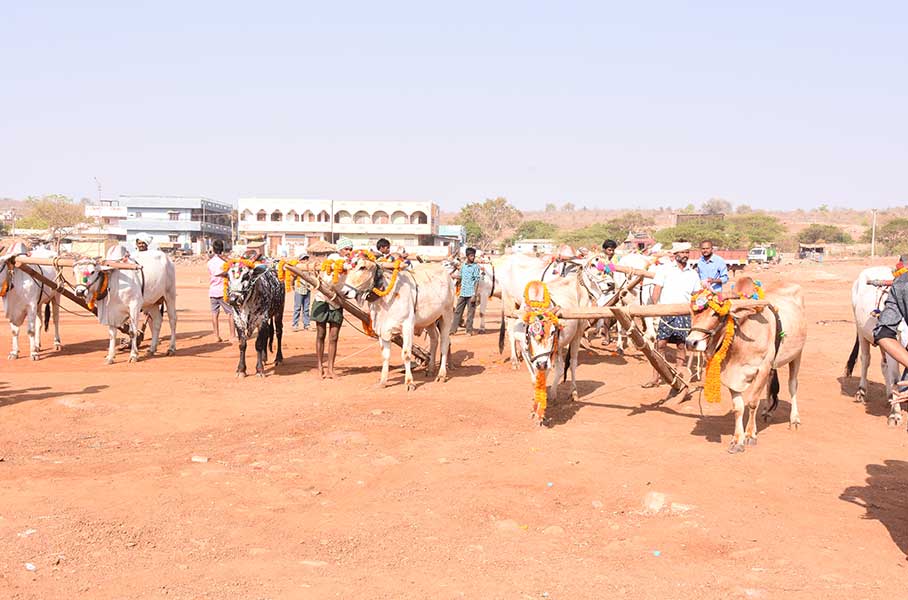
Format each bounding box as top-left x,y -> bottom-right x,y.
291,253 -> 312,331
135,232 -> 152,252
642,242 -> 702,388
312,238 -> 353,378
697,240 -> 728,293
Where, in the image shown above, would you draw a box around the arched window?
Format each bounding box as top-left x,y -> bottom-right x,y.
302,210 -> 315,222
317,211 -> 330,222
256,210 -> 267,222
391,211 -> 408,225
287,210 -> 298,222
354,210 -> 370,225
411,211 -> 428,225
335,210 -> 352,224
372,211 -> 389,224
241,209 -> 252,221
270,210 -> 283,222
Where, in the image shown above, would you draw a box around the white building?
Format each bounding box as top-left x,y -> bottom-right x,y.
121,195 -> 232,253
237,198 -> 445,257
82,199 -> 128,239
511,238 -> 556,255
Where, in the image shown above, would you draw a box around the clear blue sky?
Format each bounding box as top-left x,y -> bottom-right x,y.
2,1 -> 905,211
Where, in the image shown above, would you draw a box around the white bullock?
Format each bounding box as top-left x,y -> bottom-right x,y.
343,258 -> 455,390
0,242 -> 62,360
519,278 -> 591,423
612,253 -> 659,351
496,253 -> 613,368
73,244 -> 177,363
475,261 -> 497,333
846,266 -> 906,426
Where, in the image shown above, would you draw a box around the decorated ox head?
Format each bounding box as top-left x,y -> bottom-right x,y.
341,251 -> 407,302
686,278 -> 764,355
580,253 -> 617,302
72,259 -> 113,308
220,258 -> 265,307
521,281 -> 563,373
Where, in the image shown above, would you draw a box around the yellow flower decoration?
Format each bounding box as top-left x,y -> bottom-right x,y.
277,259 -> 300,293
703,317 -> 735,403
371,259 -> 403,298
320,259 -> 347,284
893,266 -> 908,279
87,270 -> 110,311
221,258 -> 258,302
532,370 -> 547,421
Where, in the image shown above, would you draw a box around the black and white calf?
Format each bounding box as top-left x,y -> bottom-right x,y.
222,261 -> 285,377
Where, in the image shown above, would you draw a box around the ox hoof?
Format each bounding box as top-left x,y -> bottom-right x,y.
105,358 -> 115,365
146,350 -> 156,357
743,437 -> 757,447
888,413 -> 902,428
789,418 -> 801,431
54,343 -> 62,351
236,371 -> 246,378
571,390 -> 579,402
8,352 -> 18,360
256,372 -> 266,378
434,374 -> 447,383
727,442 -> 746,454
406,382 -> 416,392
30,354 -> 39,361
854,389 -> 866,404
129,355 -> 138,363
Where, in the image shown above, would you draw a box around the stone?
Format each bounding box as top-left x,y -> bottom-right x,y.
542,526 -> 565,536
370,409 -> 384,415
372,455 -> 399,466
438,457 -> 449,464
191,456 -> 209,463
670,502 -> 694,514
591,500 -> 604,509
495,519 -> 522,533
642,491 -> 667,514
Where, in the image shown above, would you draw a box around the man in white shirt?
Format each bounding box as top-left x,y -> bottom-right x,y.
642,242 -> 703,388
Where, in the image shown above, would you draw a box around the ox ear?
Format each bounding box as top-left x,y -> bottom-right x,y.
731,304 -> 761,321
214,271 -> 229,278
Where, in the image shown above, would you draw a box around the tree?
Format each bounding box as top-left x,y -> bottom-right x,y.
725,213 -> 785,247
610,211 -> 654,233
455,197 -> 522,249
701,197 -> 733,215
655,221 -> 727,247
681,203 -> 696,213
736,204 -> 753,214
557,222 -> 627,248
561,202 -> 575,211
873,218 -> 908,255
798,224 -> 852,244
18,194 -> 89,248
512,220 -> 558,241
544,203 -> 557,212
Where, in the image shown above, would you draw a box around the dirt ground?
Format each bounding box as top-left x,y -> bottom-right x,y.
2,258 -> 908,600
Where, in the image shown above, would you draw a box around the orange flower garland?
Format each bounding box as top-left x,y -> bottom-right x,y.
371,259 -> 403,298
320,259 -> 347,284
691,289 -> 733,403
277,259 -> 300,292
0,277 -> 10,297
532,370 -> 547,420
86,270 -> 109,311
524,281 -> 551,309
893,266 -> 908,279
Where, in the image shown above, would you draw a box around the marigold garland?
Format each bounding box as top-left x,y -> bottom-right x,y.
87,270 -> 109,311
523,281 -> 551,309
0,276 -> 10,297
701,317 -> 734,403
532,370 -> 547,420
371,259 -> 403,298
277,259 -> 301,293
893,266 -> 908,279
0,262 -> 12,298
320,259 -> 347,284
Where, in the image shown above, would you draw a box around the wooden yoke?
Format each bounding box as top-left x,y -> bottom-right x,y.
14,256 -> 143,270
283,263 -> 431,367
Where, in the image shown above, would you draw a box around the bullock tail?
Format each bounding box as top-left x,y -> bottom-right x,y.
498,312 -> 506,354
563,351 -> 570,383
766,369 -> 780,415
267,316 -> 276,353
44,303 -> 50,332
845,334 -> 860,377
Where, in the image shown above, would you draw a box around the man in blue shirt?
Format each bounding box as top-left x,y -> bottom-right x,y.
697,240 -> 728,292
451,247 -> 481,335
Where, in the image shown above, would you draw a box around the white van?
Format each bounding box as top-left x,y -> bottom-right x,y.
747,247 -> 768,264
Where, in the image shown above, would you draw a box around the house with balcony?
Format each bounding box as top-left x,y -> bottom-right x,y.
237,198 -> 446,257
121,195 -> 232,253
